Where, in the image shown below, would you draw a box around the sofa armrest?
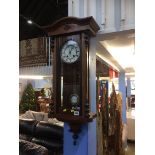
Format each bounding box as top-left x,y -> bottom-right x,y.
34,121 -> 63,140
19,119 -> 37,136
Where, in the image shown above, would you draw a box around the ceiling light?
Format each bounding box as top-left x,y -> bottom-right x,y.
19,75 -> 52,79
19,75 -> 44,79
27,19 -> 33,24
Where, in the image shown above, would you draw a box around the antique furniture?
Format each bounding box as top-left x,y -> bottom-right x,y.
43,16 -> 99,144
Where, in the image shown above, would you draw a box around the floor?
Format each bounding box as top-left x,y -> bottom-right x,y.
125,141 -> 135,155
106,141 -> 135,155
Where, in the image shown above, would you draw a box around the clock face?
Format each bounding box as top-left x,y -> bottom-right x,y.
61,40 -> 80,63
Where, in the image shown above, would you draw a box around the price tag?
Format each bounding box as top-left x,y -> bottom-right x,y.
74,111 -> 79,116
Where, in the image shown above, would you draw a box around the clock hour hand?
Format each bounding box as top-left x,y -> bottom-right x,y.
67,46 -> 74,59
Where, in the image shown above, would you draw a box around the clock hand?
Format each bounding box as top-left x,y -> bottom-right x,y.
70,46 -> 74,53
71,46 -> 77,57
69,46 -> 73,54
68,46 -> 74,59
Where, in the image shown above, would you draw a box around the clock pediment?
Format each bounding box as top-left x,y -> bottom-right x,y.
42,16 -> 100,37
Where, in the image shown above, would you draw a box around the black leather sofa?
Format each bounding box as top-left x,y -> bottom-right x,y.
19,119 -> 63,155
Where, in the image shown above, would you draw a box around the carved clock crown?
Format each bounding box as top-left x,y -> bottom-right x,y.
43,16 -> 100,37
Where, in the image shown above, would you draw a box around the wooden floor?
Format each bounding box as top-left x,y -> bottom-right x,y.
125,141 -> 135,155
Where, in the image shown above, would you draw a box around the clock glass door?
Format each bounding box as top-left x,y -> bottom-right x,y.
60,35 -> 81,116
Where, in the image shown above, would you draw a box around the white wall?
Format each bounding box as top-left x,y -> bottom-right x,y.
19,66 -> 52,76
120,0 -> 135,30
68,0 -> 135,33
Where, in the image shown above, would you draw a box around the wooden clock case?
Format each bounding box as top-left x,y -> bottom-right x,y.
43,16 -> 100,144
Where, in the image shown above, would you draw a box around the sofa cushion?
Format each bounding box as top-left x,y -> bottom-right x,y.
32,111 -> 48,122
19,139 -> 48,155
20,111 -> 48,122
19,110 -> 35,119
32,138 -> 63,152
19,118 -> 64,154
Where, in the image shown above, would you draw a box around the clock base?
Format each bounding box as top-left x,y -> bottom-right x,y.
54,113 -> 97,123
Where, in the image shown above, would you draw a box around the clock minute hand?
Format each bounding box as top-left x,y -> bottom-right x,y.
68,46 -> 72,55
70,46 -> 75,57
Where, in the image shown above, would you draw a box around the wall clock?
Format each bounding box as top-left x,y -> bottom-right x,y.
43,16 -> 100,145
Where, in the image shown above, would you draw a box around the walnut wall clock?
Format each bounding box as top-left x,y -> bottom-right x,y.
43,16 -> 100,145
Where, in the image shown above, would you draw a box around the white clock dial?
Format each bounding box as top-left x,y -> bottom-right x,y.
61,40 -> 80,63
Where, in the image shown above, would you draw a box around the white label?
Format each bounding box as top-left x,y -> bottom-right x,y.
74,111 -> 79,116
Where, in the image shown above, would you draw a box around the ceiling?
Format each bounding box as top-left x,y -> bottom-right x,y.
19,0 -> 68,41
19,1 -> 135,76
96,30 -> 135,75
